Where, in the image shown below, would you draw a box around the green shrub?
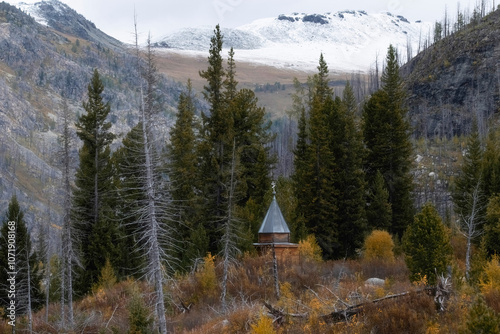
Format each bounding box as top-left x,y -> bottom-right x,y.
462,294 -> 500,334
402,203 -> 452,285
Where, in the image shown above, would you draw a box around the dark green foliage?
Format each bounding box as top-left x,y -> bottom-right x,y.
462,294 -> 500,334
303,94 -> 338,259
0,195 -> 44,315
363,46 -> 414,237
167,81 -> 198,202
292,108 -> 309,215
196,25 -> 274,254
128,293 -> 153,334
167,80 -> 203,267
292,57 -> 338,258
366,170 -> 392,231
199,24 -> 226,117
112,123 -> 147,277
292,57 -> 366,259
482,129 -> 500,199
484,195 -> 500,256
402,203 -> 452,285
333,83 -> 367,256
197,25 -> 235,251
72,69 -> 117,295
452,121 -> 487,237
231,88 -> 274,210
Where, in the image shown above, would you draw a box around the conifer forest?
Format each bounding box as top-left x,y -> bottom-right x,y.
1,1 -> 500,333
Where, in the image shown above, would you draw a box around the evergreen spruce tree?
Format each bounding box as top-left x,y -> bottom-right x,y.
292,107 -> 309,242
304,94 -> 338,259
231,87 -> 275,241
293,56 -> 338,259
112,123 -> 148,276
453,122 -> 484,223
72,69 -> 117,295
167,80 -> 207,267
292,58 -> 367,258
224,47 -> 238,101
452,121 -> 487,279
198,25 -> 235,252
363,45 -> 414,238
463,294 -> 500,333
482,128 -> 500,198
366,170 -> 393,231
402,203 -> 452,285
332,83 -> 367,257
0,195 -> 44,316
197,25 -> 274,253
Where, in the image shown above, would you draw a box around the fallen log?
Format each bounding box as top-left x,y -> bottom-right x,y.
264,287 -> 436,324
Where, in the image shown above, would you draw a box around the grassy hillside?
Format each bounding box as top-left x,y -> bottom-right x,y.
154,50 -> 361,119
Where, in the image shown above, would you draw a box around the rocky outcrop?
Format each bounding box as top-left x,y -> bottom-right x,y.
402,9 -> 500,138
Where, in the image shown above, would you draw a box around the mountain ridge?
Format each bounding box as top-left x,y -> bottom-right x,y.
401,7 -> 500,137
154,10 -> 432,72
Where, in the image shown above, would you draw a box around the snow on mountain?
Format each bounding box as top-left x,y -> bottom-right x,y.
157,11 -> 433,73
10,0 -> 65,26
8,0 -> 122,49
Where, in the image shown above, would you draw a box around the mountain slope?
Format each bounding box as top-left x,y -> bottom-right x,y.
156,11 -> 432,72
14,0 -> 122,49
402,8 -> 500,137
0,1 -> 183,234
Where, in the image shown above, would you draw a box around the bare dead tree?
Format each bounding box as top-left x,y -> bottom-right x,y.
455,180 -> 487,280
132,20 -> 177,334
272,243 -> 280,299
57,98 -> 75,328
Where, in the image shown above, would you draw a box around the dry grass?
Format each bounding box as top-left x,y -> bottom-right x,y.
1,251 -> 494,333
152,50 -> 362,119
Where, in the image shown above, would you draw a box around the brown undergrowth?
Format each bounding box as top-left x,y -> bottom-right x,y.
2,246 -> 498,333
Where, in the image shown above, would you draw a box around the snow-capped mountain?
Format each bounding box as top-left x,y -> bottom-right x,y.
156,11 -> 433,73
10,0 -> 122,49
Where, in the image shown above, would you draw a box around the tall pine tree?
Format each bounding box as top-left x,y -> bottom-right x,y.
363,45 -> 414,238
333,82 -> 367,256
72,69 -> 117,295
197,25 -> 274,253
112,123 -> 148,277
167,80 -> 207,267
303,57 -> 338,259
452,121 -> 487,279
198,25 -> 235,251
292,58 -> 367,259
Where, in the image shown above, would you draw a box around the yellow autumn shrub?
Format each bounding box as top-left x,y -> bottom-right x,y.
250,312 -> 276,334
363,230 -> 395,262
299,235 -> 323,262
480,254 -> 500,295
195,252 -> 217,298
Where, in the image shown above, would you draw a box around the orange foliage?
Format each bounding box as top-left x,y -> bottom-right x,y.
363,230 -> 395,262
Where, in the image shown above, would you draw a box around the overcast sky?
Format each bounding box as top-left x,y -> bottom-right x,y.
20,0 -> 488,43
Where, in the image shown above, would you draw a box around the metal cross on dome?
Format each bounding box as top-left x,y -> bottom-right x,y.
271,181 -> 276,194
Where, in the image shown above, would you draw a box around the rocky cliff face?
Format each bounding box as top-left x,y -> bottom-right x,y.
0,2 -> 182,236
402,8 -> 500,138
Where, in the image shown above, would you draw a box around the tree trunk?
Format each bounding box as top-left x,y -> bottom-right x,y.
272,243 -> 280,299
221,139 -> 237,313
142,107 -> 168,334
